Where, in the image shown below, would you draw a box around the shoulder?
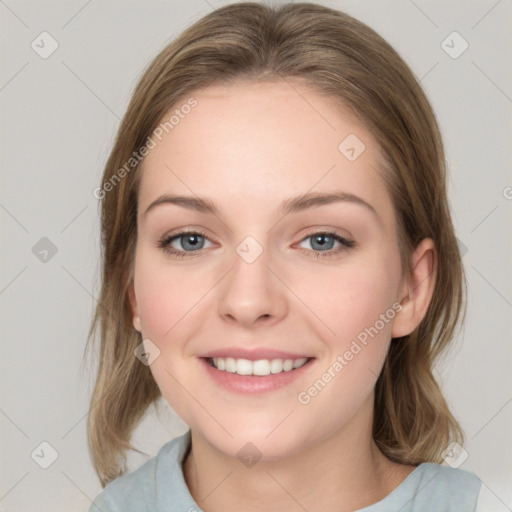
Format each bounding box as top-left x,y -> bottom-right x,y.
407,463 -> 482,510
362,462 -> 483,511
415,462 -> 481,487
89,432 -> 191,512
475,481 -> 507,512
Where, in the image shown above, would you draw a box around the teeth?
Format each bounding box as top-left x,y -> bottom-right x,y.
225,357 -> 236,373
270,359 -> 283,374
210,357 -> 308,376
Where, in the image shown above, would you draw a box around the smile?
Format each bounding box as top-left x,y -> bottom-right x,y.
208,357 -> 309,376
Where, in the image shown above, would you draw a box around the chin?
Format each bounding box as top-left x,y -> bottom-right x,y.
190,416 -> 321,463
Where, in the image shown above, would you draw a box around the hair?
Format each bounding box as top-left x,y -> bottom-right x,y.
85,0 -> 467,487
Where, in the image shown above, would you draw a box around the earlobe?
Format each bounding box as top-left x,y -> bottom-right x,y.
128,282 -> 142,332
391,238 -> 437,338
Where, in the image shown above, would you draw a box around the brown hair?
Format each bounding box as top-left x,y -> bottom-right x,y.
85,1 -> 466,487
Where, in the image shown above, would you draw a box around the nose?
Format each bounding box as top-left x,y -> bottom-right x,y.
217,244 -> 288,329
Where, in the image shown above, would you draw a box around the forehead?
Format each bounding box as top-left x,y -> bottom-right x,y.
137,79 -> 394,226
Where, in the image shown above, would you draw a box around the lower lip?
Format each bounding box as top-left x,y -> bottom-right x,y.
200,357 -> 315,394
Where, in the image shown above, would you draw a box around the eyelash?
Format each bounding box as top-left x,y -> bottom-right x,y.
157,229 -> 355,259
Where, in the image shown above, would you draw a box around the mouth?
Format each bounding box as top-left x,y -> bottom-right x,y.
205,356 -> 312,376
198,347 -> 316,393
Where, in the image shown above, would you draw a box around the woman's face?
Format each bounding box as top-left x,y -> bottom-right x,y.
130,79 -> 409,460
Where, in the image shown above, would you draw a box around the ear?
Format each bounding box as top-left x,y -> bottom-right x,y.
128,282 -> 142,332
392,238 -> 437,338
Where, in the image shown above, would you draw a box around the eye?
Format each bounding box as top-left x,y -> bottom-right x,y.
296,231 -> 355,258
157,230 -> 214,258
157,229 -> 355,259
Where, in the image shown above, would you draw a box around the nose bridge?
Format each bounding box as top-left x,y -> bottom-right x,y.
217,234 -> 287,326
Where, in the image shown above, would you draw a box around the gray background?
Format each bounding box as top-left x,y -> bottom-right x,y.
1,0 -> 511,510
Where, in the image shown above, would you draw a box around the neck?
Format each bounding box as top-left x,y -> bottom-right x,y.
182,397 -> 415,512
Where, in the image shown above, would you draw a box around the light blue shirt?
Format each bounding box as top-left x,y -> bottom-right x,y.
89,430 -> 483,511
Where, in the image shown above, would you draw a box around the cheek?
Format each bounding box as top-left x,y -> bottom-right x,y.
134,250 -> 209,341
293,271 -> 399,427
292,249 -> 401,405
294,250 -> 401,347
132,251 -> 212,424
325,254 -> 400,378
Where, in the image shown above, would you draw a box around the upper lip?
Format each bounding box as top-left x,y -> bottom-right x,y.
199,348 -> 313,361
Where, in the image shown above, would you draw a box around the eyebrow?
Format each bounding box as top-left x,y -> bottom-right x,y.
143,190 -> 379,221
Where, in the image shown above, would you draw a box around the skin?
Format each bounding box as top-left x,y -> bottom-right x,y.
128,79 -> 436,512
